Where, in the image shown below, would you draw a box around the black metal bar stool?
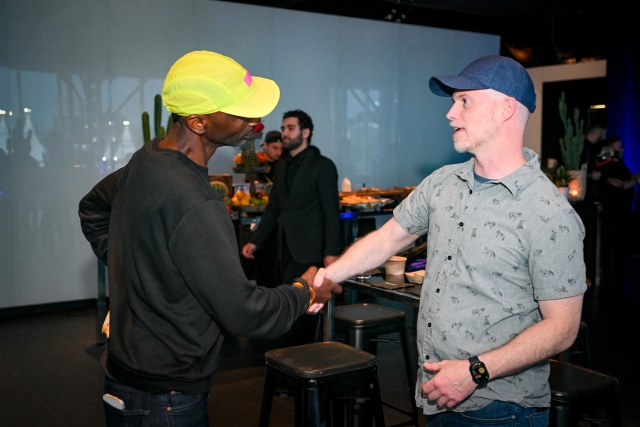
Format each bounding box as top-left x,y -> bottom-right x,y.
259,341 -> 386,427
558,321 -> 592,368
333,303 -> 419,427
549,359 -> 621,427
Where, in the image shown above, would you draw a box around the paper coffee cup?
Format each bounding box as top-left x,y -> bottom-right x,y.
384,256 -> 407,275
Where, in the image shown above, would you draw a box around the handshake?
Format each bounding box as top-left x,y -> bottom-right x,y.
296,266 -> 342,314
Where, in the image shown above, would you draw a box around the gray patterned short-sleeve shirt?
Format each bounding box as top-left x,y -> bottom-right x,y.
394,148 -> 587,414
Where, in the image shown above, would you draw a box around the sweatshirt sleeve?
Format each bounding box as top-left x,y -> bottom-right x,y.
169,199 -> 309,339
78,168 -> 126,264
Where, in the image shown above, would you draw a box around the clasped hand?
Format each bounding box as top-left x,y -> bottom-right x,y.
421,359 -> 477,408
299,266 -> 342,314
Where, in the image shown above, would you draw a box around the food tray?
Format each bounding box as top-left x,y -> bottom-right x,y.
341,197 -> 391,212
232,205 -> 266,213
233,166 -> 270,174
405,270 -> 425,284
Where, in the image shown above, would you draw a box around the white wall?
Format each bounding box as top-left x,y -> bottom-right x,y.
524,60 -> 607,154
0,0 -> 499,309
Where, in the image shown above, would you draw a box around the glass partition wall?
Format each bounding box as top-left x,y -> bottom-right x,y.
0,0 -> 498,308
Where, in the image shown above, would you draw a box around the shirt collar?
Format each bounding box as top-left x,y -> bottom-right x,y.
456,148 -> 542,197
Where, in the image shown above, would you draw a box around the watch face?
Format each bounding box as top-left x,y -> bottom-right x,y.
470,362 -> 489,384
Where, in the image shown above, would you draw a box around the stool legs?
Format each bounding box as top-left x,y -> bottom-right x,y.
342,321 -> 419,427
259,370 -> 275,427
398,324 -> 420,427
259,365 -> 386,427
297,383 -> 327,427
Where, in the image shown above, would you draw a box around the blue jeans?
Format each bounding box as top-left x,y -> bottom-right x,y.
425,401 -> 549,427
103,376 -> 209,427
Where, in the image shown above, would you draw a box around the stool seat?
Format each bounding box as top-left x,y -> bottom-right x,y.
549,359 -> 621,427
259,341 -> 386,427
335,303 -> 406,327
265,341 -> 376,378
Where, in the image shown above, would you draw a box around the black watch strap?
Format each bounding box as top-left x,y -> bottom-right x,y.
469,356 -> 490,387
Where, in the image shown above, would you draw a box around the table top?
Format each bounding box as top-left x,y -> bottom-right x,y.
342,274 -> 421,306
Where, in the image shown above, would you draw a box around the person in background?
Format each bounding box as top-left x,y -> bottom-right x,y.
259,130 -> 283,182
577,124 -> 607,285
78,50 -> 340,427
314,55 -> 586,426
242,109 -> 341,346
580,124 -> 607,202
595,136 -> 640,279
253,130 -> 284,287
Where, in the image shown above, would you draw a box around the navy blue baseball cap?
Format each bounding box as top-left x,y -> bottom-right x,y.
429,55 -> 536,113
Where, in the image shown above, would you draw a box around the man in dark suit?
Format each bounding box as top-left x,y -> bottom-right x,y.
242,109 -> 341,344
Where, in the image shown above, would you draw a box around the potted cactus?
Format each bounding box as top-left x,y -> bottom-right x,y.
558,92 -> 587,200
142,94 -> 172,143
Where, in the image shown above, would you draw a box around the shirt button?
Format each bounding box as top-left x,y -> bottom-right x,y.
436,288 -> 440,293
459,222 -> 463,227
425,355 -> 430,360
447,255 -> 452,260
469,190 -> 473,194
427,322 -> 431,327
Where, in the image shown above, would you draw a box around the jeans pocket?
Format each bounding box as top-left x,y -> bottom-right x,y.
527,408 -> 549,427
167,392 -> 209,427
103,401 -> 150,427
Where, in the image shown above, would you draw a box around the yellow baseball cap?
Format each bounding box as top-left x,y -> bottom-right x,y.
162,50 -> 280,118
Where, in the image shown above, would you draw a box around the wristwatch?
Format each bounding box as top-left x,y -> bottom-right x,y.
469,356 -> 490,387
292,277 -> 315,312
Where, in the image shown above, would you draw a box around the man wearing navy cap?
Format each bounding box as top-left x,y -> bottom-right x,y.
315,55 -> 586,426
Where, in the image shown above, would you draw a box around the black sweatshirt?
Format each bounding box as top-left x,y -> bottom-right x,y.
79,138 -> 309,394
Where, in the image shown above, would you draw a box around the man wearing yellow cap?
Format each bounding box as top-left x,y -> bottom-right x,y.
78,51 -> 341,426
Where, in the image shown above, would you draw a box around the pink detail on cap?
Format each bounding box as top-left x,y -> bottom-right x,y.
244,70 -> 253,87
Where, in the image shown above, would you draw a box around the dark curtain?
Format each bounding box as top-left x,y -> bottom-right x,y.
607,14 -> 640,193
605,13 -> 639,211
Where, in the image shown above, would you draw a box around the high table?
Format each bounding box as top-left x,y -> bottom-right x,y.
325,274 -> 421,341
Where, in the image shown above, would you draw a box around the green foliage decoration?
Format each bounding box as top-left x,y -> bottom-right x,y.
142,112 -> 150,144
210,181 -> 229,198
558,91 -> 585,170
141,94 -> 169,143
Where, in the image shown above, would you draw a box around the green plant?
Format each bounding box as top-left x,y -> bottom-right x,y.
210,181 -> 229,198
553,166 -> 574,187
558,91 -> 585,170
141,94 -> 171,143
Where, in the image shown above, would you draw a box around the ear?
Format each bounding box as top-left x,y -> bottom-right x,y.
501,97 -> 518,122
302,128 -> 311,140
185,115 -> 206,135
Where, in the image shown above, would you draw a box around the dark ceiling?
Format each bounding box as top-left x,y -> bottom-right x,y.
218,0 -> 611,67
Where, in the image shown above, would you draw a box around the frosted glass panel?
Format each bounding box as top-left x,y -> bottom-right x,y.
0,0 -> 498,308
